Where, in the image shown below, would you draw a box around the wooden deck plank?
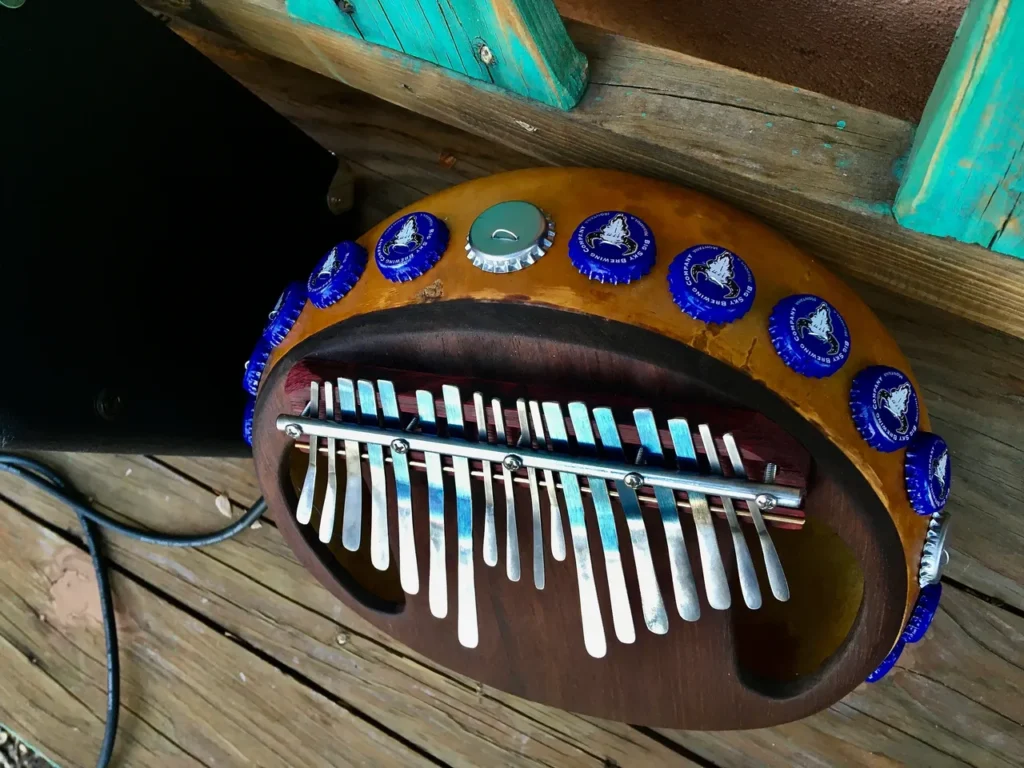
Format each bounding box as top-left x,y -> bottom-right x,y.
0,498 -> 432,768
3,452 -> 1023,766
178,24 -> 1024,612
0,454 -> 698,768
158,4 -> 1024,339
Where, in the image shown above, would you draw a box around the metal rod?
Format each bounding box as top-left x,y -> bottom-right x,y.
517,399 -> 544,591
278,415 -> 802,509
380,380 -> 418,595
293,442 -> 806,527
698,423 -> 760,610
295,382 -> 319,526
493,398 -> 520,583
473,392 -> 498,568
417,390 -> 447,620
319,381 -> 338,544
636,409 -> 700,622
338,378 -> 363,552
443,384 -> 478,649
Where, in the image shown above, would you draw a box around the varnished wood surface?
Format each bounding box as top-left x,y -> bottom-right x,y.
258,308 -> 901,727
254,164 -> 929,622
155,2 -> 1024,340
0,24 -> 1019,767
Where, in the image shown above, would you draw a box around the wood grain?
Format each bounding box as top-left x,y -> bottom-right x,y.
158,3 -> 1024,338
3,452 -> 1023,765
894,0 -> 1024,258
0,495 -> 431,768
285,0 -> 589,109
0,453 -> 698,767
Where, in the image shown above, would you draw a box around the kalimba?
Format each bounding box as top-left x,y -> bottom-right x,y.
243,168 -> 951,729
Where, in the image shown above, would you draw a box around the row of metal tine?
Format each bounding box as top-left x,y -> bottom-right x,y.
283,378 -> 791,659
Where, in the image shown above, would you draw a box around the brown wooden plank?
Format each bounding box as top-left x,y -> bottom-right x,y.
0,497 -> 431,768
3,452 -> 1023,766
661,583 -> 1024,767
175,24 -> 1024,613
0,454 -> 698,768
0,608 -> 203,768
158,3 -> 1024,339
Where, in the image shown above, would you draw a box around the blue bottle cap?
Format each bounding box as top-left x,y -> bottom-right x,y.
850,365 -> 920,452
768,294 -> 851,378
668,245 -> 756,323
242,396 -> 256,447
568,211 -> 656,284
242,339 -> 272,396
262,282 -> 306,347
375,212 -> 449,283
901,583 -> 941,643
866,638 -> 905,682
905,432 -> 951,515
307,241 -> 367,309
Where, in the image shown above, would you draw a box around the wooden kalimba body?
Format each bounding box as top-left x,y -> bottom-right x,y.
245,168 -> 950,729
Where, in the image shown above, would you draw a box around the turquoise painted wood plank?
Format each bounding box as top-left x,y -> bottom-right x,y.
894,0 -> 1024,259
284,0 -> 587,110
345,0 -> 402,50
286,0 -> 361,37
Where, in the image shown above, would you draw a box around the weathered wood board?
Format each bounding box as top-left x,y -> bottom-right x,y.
153,0 -> 1024,339
894,0 -> 1024,258
0,498 -> 433,768
1,21 -> 1023,768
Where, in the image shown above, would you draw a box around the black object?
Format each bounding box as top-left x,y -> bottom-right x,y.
1,0 -> 345,454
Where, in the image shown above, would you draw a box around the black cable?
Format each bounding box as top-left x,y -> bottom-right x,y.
0,453 -> 267,768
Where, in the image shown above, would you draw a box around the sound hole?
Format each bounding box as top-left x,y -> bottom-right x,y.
287,448 -> 406,609
731,510 -> 863,688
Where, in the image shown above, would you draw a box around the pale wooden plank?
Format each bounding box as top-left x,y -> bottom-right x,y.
0,498 -> 431,768
0,619 -> 202,768
661,585 -> 1024,767
4,452 -> 1024,766
158,3 -> 1024,338
0,454 -> 698,768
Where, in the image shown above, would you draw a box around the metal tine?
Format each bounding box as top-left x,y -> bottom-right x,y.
697,425 -> 761,610
338,378 -> 363,552
593,408 -> 668,635
473,393 -> 498,568
357,380 -> 389,572
517,399 -> 544,590
667,419 -> 730,611
296,381 -> 320,526
634,409 -> 701,621
417,390 -> 447,619
569,403 -> 635,645
443,384 -> 478,649
380,380 -> 418,595
530,400 -> 566,562
493,399 -> 521,583
319,381 -> 339,544
542,401 -> 607,659
723,435 -> 790,602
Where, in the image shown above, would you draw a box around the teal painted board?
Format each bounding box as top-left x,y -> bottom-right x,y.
894,0 -> 1023,258
285,0 -> 588,110
286,0 -> 361,37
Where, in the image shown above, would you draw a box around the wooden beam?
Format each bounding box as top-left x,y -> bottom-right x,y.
895,0 -> 1023,259
284,0 -> 588,109
161,0 -> 1024,338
